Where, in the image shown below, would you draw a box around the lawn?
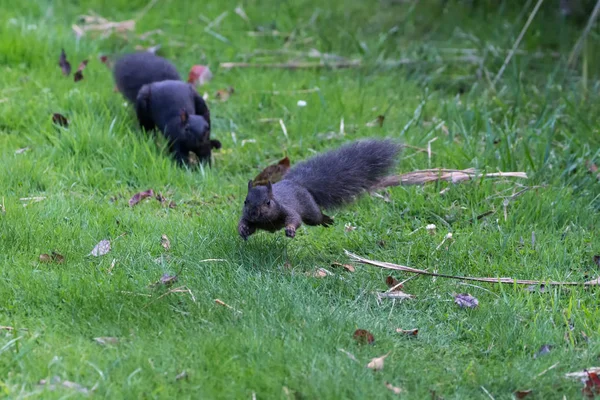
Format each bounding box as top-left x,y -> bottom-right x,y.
1,0 -> 600,398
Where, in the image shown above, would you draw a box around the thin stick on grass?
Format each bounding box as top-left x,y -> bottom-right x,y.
220,60 -> 362,70
371,168 -> 528,189
493,0 -> 545,86
345,250 -> 600,286
143,286 -> 196,309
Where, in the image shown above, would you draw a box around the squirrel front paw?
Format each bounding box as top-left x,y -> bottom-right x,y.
238,222 -> 253,240
285,225 -> 296,238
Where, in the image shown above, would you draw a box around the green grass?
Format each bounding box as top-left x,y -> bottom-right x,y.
1,0 -> 600,398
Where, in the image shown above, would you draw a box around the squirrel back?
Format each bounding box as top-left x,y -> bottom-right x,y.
283,139 -> 401,209
113,52 -> 180,103
238,139 -> 401,240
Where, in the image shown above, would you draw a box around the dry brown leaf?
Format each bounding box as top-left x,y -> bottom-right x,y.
386,276 -> 403,290
52,113 -> 69,127
252,157 -> 291,186
353,329 -> 375,345
306,268 -> 329,278
58,49 -> 71,76
93,337 -> 119,346
89,239 -> 111,257
39,251 -> 65,264
215,87 -> 235,102
129,189 -> 154,207
396,328 -> 419,337
73,59 -> 88,82
331,262 -> 355,272
366,115 -> 385,128
514,389 -> 532,399
161,234 -> 171,251
385,382 -> 402,395
188,65 -> 213,85
366,352 -> 390,371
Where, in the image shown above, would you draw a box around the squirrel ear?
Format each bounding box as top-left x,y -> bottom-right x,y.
180,109 -> 189,124
247,180 -> 253,192
266,181 -> 273,198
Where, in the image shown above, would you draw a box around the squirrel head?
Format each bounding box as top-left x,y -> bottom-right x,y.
177,109 -> 221,164
242,180 -> 280,222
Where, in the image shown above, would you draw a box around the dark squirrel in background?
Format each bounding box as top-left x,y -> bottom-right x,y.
238,139 -> 401,240
113,52 -> 221,166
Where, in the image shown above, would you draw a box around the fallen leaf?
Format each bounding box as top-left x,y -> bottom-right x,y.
252,157 -> 291,186
396,328 -> 418,337
353,329 -> 375,345
366,352 -> 390,371
525,284 -> 546,293
74,59 -> 88,82
99,54 -> 111,68
89,239 -> 111,257
168,201 -> 177,209
566,367 -> 600,379
0,326 -> 14,331
52,113 -> 69,127
386,276 -> 403,290
188,65 -> 213,85
454,293 -> 478,308
159,273 -> 178,286
385,382 -> 402,395
594,255 -> 600,268
129,189 -> 154,207
161,234 -> 171,250
93,337 -> 119,346
39,251 -> 65,264
344,223 -> 357,232
39,376 -> 93,395
514,389 -> 532,399
175,371 -> 188,381
58,49 -> 71,76
331,262 -> 355,272
15,147 -> 29,154
215,87 -> 234,101
366,115 -> 385,128
306,268 -> 329,278
534,344 -> 553,358
583,371 -> 600,399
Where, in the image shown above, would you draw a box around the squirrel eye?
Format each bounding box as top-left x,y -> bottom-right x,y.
266,200 -> 271,206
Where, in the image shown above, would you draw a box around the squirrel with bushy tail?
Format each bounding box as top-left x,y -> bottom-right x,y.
113,52 -> 221,166
238,139 -> 401,240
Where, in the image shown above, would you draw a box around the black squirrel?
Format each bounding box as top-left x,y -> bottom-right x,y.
113,52 -> 221,166
238,139 -> 401,240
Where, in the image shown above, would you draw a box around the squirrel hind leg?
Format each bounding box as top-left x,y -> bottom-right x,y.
321,214 -> 334,227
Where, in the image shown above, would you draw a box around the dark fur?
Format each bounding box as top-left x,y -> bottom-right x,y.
238,139 -> 401,240
113,52 -> 221,166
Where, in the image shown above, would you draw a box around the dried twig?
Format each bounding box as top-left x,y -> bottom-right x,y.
371,168 -> 528,189
220,60 -> 361,70
215,299 -> 242,314
345,250 -> 600,286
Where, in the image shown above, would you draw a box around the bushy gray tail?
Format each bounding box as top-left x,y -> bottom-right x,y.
113,52 -> 181,103
284,139 -> 401,209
